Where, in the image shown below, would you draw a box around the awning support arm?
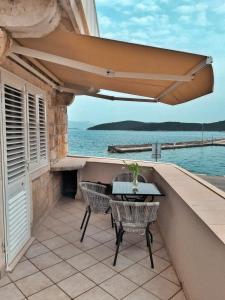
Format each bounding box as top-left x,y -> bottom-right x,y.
84,93 -> 157,103
57,86 -> 157,102
10,44 -> 194,82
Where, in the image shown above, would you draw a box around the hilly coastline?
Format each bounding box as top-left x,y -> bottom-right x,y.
88,120 -> 225,131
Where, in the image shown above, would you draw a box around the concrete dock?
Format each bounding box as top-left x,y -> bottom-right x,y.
108,138 -> 225,153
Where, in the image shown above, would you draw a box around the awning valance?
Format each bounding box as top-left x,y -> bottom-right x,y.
10,30 -> 213,105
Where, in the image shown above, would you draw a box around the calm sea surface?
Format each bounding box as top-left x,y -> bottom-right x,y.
68,130 -> 225,176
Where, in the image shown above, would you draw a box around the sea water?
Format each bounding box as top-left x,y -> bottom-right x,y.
68,130 -> 225,176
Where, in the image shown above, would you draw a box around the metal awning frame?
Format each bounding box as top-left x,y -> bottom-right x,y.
8,42 -> 213,104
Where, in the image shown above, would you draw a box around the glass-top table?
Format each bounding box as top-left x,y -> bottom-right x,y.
112,181 -> 164,201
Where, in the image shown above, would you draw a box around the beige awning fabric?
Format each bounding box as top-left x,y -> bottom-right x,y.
13,30 -> 213,105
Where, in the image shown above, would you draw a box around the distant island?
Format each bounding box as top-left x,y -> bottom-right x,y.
88,120 -> 225,131
69,121 -> 95,130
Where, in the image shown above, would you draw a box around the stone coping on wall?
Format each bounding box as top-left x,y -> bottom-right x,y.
68,155 -> 225,245
50,156 -> 87,171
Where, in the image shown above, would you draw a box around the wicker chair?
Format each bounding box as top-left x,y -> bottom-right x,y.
79,182 -> 113,242
113,172 -> 147,201
110,200 -> 160,268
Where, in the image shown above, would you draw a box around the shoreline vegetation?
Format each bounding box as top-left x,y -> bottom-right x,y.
88,120 -> 225,131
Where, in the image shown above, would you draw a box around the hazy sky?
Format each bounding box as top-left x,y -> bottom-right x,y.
68,0 -> 225,125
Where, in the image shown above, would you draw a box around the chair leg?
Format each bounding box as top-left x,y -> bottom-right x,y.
111,213 -> 114,228
149,229 -> 153,243
115,223 -> 118,243
146,228 -> 154,269
113,228 -> 123,266
80,208 -> 91,242
80,209 -> 88,230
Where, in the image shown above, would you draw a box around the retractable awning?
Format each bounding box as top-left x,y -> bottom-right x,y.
10,30 -> 213,105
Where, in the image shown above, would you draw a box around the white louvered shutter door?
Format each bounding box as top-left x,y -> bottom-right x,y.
38,96 -> 48,165
1,72 -> 30,266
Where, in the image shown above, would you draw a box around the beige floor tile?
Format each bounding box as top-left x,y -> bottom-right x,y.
143,275 -> 181,300
121,263 -> 157,285
35,226 -> 56,242
153,233 -> 164,244
57,272 -> 95,298
32,239 -> 39,245
31,252 -> 62,270
58,214 -> 77,224
82,262 -> 116,284
94,222 -> 111,231
100,274 -> 137,299
0,282 -> 24,300
25,242 -> 50,259
51,224 -> 74,235
75,286 -> 115,300
85,224 -> 103,236
91,231 -> 115,243
8,260 -> 38,281
15,272 -> 53,297
74,236 -> 100,251
123,233 -> 145,244
154,247 -> 170,262
120,245 -> 148,262
123,287 -> 160,300
170,290 -> 187,300
0,274 -> 11,287
51,209 -> 71,220
105,239 -> 131,251
43,216 -> 65,229
135,240 -> 163,253
104,227 -> 116,235
42,236 -> 68,250
87,244 -> 114,261
62,230 -> 81,243
53,244 -> 82,259
68,220 -> 82,230
42,261 -> 78,283
28,285 -> 70,300
160,266 -> 180,286
103,254 -> 135,272
67,253 -> 98,271
139,255 -> 170,274
19,256 -> 27,263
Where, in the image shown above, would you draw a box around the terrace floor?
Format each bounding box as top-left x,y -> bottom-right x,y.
0,197 -> 186,300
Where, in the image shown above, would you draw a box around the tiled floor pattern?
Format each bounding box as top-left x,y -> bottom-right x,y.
0,198 -> 186,300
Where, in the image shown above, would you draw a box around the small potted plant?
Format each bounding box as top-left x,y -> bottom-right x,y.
123,161 -> 141,191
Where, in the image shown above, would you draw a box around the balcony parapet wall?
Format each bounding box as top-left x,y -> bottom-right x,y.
68,155 -> 225,300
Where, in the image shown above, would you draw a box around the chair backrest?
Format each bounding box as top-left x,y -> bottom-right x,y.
113,172 -> 147,183
79,182 -> 110,213
110,200 -> 159,231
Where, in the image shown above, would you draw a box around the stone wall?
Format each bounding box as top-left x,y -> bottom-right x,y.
48,100 -> 68,163
32,172 -> 62,228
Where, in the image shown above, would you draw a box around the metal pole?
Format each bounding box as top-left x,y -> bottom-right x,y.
201,123 -> 204,144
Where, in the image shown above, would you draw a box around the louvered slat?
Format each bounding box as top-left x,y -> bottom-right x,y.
38,97 -> 47,160
28,93 -> 38,167
4,85 -> 26,183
